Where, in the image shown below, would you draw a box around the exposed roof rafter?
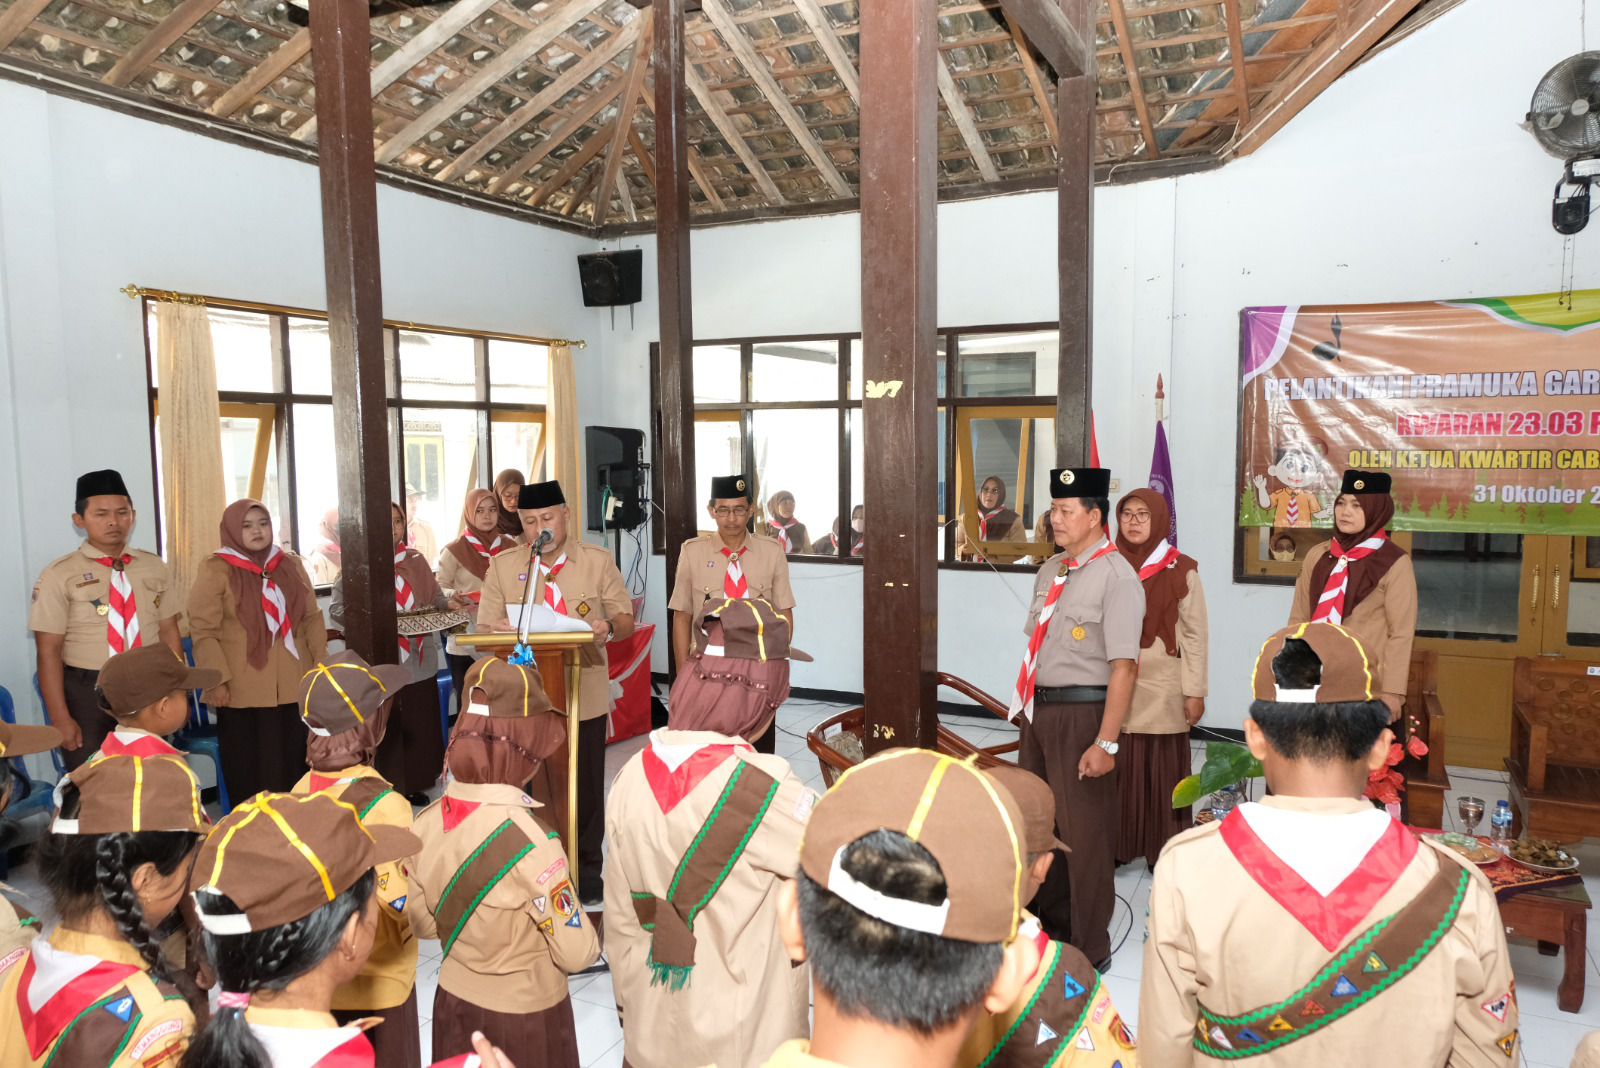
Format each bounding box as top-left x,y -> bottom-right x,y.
488,67 -> 630,195
593,11 -> 653,225
683,61 -> 785,205
1104,0 -> 1160,159
935,56 -> 1000,182
208,26 -> 310,118
103,0 -> 216,88
0,0 -> 55,51
790,0 -> 859,105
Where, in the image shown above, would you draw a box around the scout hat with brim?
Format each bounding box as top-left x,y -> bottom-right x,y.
0,719 -> 62,761
462,656 -> 556,717
694,596 -> 812,662
985,764 -> 1069,855
191,792 -> 421,935
52,753 -> 208,835
96,645 -> 221,718
448,658 -> 566,784
799,749 -> 1026,944
1251,621 -> 1375,704
299,652 -> 412,736
671,598 -> 806,738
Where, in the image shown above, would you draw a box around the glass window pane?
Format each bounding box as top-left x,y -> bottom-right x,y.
401,408 -> 482,568
694,345 -> 741,404
288,317 -> 332,395
958,416 -> 1053,563
1566,539 -> 1600,647
208,310 -> 276,393
489,340 -> 548,404
752,409 -> 838,556
752,341 -> 838,402
218,415 -> 283,522
848,338 -> 945,400
845,409 -> 863,557
292,404 -> 340,581
490,417 -> 546,485
400,330 -> 477,402
1411,532 -> 1523,642
694,419 -> 743,523
956,331 -> 1057,397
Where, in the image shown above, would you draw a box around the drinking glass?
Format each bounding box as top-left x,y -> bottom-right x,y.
1458,796 -> 1485,837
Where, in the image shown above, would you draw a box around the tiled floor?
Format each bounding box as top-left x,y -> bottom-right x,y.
4,699 -> 1597,1066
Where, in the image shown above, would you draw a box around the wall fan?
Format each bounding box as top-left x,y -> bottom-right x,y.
1526,51 -> 1600,234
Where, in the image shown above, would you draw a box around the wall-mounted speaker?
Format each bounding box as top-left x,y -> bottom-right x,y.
585,425 -> 647,532
576,249 -> 643,307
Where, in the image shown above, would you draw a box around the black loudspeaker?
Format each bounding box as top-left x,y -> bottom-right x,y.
585,425 -> 647,532
576,249 -> 643,307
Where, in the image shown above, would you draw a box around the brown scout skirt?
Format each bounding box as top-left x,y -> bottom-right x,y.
431,986 -> 580,1068
333,985 -> 421,1068
1115,729 -> 1193,868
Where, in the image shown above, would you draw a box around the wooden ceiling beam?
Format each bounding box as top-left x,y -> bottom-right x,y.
1222,0 -> 1251,126
1007,18 -> 1058,146
790,0 -> 859,105
103,0 -> 215,88
702,0 -> 849,197
561,165 -> 600,216
0,0 -> 54,51
639,88 -> 726,211
487,69 -> 629,194
935,55 -> 1000,182
683,61 -> 786,205
375,0 -> 611,165
593,12 -> 654,224
627,122 -> 656,185
1105,0 -> 1160,159
528,117 -> 616,209
993,0 -> 1093,80
1231,0 -> 1416,157
439,15 -> 643,182
208,26 -> 310,117
614,170 -> 637,222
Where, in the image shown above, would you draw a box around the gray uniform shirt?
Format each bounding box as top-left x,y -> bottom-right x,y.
1025,541 -> 1146,687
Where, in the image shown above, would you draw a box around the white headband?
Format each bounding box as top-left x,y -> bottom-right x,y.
827,846 -> 951,936
191,886 -> 254,935
1273,686 -> 1321,703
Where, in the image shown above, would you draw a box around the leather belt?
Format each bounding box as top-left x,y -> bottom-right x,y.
1035,685 -> 1108,705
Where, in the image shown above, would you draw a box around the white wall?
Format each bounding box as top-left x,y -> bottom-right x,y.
593,0 -> 1599,726
0,82 -> 602,751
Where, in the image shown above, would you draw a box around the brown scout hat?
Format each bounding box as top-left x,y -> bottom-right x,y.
191,792 -> 421,935
463,656 -> 555,717
694,597 -> 813,662
1251,621 -> 1375,704
984,765 -> 1068,855
0,718 -> 62,760
96,645 -> 221,718
799,749 -> 1025,944
52,753 -> 208,835
299,652 -> 412,736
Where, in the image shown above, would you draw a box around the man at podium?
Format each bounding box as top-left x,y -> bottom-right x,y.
478,478 -> 634,904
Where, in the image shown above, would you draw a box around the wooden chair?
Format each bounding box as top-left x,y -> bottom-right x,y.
805,672 -> 1018,788
1397,650 -> 1451,829
1507,656 -> 1600,839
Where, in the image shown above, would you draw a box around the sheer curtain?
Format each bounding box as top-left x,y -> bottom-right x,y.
547,341 -> 583,532
154,301 -> 226,621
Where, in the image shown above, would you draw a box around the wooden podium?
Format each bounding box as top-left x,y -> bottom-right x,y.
454,630 -> 596,897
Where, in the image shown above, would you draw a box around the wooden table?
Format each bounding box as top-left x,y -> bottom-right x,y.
1498,878 -> 1591,1012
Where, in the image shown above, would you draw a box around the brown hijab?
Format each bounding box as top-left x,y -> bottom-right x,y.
1308,491 -> 1404,619
493,469 -> 526,539
446,708 -> 566,786
1114,488 -> 1197,656
444,488 -> 513,581
217,499 -> 310,670
392,501 -> 440,600
306,700 -> 394,772
667,620 -> 791,741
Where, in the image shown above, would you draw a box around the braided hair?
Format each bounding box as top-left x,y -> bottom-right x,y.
180,869 -> 375,1068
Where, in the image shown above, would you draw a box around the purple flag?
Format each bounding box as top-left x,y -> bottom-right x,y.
1148,420 -> 1178,547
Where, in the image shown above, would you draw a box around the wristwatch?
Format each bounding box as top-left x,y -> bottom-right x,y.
1094,738 -> 1120,756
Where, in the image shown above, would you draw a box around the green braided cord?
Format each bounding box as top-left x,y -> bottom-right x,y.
631,891 -> 656,931
547,830 -> 562,840
1043,977 -> 1103,1068
1193,869 -> 1469,1059
19,916 -> 38,927
976,940 -> 1067,1068
357,788 -> 393,820
438,820 -> 537,957
686,776 -> 779,924
41,993 -> 140,1068
646,954 -> 693,991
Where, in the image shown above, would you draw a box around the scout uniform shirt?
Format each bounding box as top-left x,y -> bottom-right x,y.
603,730 -> 814,1068
477,539 -> 631,722
244,1006 -> 378,1067
1126,569 -> 1208,734
291,765 -> 416,1012
0,924 -> 193,1068
29,545 -> 181,670
668,533 -> 796,656
407,780 -> 600,1013
94,728 -> 183,760
0,898 -> 40,961
1025,543 -> 1146,688
1287,546 -> 1417,698
956,507 -> 1028,564
188,552 -> 328,709
1141,795 -> 1518,1066
956,913 -> 1137,1068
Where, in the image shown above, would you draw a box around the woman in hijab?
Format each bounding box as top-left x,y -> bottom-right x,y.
808,506 -> 864,557
307,506 -> 342,585
765,490 -> 810,555
494,468 -> 528,542
331,501 -> 463,806
189,499 -> 329,800
1113,488 -> 1207,869
438,487 -> 519,704
1288,470 -> 1416,721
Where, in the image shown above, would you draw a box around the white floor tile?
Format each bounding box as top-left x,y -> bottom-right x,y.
573,969 -> 616,1008
582,1039 -> 626,1068
1098,973 -> 1141,1037
1516,1009 -> 1594,1066
572,992 -> 625,1064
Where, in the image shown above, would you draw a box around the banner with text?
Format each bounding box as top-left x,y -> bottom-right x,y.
1239,290 -> 1600,534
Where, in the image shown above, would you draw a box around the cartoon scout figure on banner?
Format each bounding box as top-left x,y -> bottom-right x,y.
1253,435 -> 1330,528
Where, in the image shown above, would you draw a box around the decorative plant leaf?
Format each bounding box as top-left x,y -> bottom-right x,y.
1171,741 -> 1264,809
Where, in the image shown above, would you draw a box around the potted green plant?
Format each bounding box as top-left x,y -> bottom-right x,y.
1172,741 -> 1265,810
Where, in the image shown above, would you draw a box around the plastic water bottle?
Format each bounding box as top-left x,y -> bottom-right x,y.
1489,801 -> 1514,853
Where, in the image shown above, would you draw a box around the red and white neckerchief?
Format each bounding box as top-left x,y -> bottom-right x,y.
248,1021 -> 377,1068
215,546 -> 298,659
461,530 -> 510,560
721,546 -> 749,598
100,730 -> 181,759
92,553 -> 141,655
540,553 -> 569,615
14,937 -> 143,1058
767,518 -> 798,552
394,546 -> 417,663
1006,539 -> 1119,723
1284,493 -> 1302,526
1310,534 -> 1387,624
978,506 -> 1006,541
1136,539 -> 1181,581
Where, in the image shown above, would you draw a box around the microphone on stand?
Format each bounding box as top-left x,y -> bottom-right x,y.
515,528 -> 555,645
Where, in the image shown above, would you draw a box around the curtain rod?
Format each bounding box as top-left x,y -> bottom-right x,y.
121,284 -> 587,349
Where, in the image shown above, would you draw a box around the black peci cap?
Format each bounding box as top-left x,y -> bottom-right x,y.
76,469 -> 130,506
710,474 -> 751,500
1049,467 -> 1111,499
518,480 -> 566,509
1340,470 -> 1392,495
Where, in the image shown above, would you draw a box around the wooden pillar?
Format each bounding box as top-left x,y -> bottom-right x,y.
654,0 -> 697,617
308,0 -> 397,663
1055,72 -> 1095,466
859,0 -> 939,753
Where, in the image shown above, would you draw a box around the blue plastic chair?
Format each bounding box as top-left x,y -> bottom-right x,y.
1,685 -> 57,877
436,668 -> 454,745
28,675 -> 67,779
174,638 -> 230,815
